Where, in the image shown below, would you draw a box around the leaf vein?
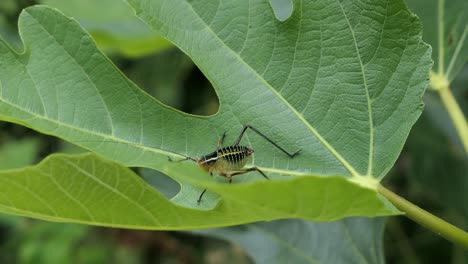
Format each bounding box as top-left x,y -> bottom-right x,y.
58,157 -> 162,226
37,166 -> 96,221
338,1 -> 373,176
27,11 -> 116,136
0,175 -> 58,216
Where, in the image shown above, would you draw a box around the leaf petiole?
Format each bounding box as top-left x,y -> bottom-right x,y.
377,184 -> 468,249
437,85 -> 468,154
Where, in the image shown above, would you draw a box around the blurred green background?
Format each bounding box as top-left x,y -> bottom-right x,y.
0,0 -> 466,263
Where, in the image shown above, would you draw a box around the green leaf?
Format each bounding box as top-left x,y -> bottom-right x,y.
40,0 -> 172,57
0,1 -> 431,227
0,153 -> 393,227
406,0 -> 467,83
128,0 -> 431,181
197,218 -> 386,264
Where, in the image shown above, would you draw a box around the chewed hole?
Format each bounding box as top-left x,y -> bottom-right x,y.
138,168 -> 218,210
139,168 -> 181,199
121,48 -> 219,116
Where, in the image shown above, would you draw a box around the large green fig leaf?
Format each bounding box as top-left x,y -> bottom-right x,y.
0,153 -> 391,228
0,0 -> 431,228
127,0 -> 431,180
197,218 -> 386,264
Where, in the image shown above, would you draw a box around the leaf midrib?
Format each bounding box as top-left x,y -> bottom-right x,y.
338,1 -> 374,177
0,95 -> 176,155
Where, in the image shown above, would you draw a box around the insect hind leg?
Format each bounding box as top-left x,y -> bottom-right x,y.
222,167 -> 270,182
216,132 -> 227,151
234,125 -> 300,158
245,167 -> 270,180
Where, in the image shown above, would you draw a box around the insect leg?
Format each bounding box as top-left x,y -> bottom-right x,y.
219,172 -> 234,183
216,132 -> 227,151
197,169 -> 217,204
197,167 -> 269,204
197,188 -> 207,203
244,167 -> 270,180
234,125 -> 300,157
223,167 -> 270,182
233,125 -> 250,146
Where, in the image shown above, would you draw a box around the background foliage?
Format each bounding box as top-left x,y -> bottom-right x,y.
0,0 -> 466,263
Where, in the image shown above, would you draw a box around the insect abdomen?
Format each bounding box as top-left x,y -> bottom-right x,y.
217,145 -> 251,171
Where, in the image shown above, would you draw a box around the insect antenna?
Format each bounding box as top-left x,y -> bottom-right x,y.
167,156 -> 198,162
65,139 -> 195,161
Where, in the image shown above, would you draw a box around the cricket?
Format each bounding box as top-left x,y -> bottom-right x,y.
169,125 -> 300,203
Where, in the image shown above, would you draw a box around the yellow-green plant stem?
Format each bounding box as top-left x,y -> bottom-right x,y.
438,86 -> 468,154
377,184 -> 468,249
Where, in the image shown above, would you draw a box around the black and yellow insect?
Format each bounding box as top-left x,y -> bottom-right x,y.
170,125 -> 300,203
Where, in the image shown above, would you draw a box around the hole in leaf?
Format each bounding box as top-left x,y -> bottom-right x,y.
0,122 -> 61,166
121,48 -> 219,116
139,168 -> 181,200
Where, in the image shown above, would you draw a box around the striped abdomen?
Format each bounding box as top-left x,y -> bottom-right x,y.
215,145 -> 253,172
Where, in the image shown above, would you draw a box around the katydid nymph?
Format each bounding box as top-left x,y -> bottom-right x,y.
72,125 -> 300,204
170,125 -> 300,203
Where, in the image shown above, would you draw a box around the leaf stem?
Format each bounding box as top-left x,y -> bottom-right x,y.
437,86 -> 468,154
377,184 -> 468,249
